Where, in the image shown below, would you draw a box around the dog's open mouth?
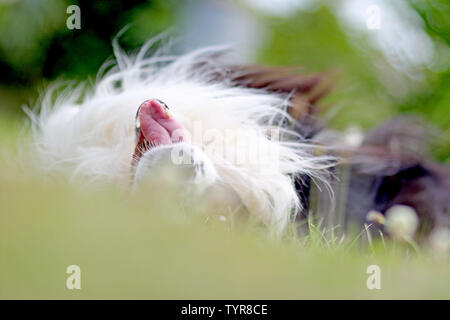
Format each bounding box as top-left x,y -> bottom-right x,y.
132,99 -> 186,166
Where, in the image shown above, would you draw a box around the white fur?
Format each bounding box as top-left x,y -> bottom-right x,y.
27,39 -> 333,232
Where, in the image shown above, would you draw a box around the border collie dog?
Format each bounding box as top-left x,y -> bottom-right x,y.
28,39 -> 449,236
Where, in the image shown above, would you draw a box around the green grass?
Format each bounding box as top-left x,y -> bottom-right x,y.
1,116 -> 450,300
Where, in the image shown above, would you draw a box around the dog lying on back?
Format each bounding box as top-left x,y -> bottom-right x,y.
28,40 -> 449,237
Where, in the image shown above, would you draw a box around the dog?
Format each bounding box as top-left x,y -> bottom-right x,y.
27,39 -> 449,237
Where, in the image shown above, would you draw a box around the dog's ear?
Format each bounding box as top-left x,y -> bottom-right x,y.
180,48 -> 332,121
230,66 -> 332,117
184,50 -> 332,136
228,65 -> 333,139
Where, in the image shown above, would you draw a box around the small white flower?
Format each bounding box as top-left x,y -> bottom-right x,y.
384,205 -> 419,240
219,215 -> 227,222
344,126 -> 364,148
429,228 -> 450,256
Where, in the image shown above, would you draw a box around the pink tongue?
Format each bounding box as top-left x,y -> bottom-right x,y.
139,100 -> 186,145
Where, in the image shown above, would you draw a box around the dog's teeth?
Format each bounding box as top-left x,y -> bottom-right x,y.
136,117 -> 140,129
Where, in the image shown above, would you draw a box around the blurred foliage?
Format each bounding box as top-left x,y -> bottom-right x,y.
256,6 -> 395,130
410,0 -> 450,44
0,0 -> 175,83
402,0 -> 450,161
0,0 -> 68,82
256,2 -> 449,161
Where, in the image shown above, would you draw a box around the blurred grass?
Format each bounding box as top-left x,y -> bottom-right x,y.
1,116 -> 450,299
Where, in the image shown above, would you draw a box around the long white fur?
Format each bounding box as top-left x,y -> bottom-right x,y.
28,39 -> 333,232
